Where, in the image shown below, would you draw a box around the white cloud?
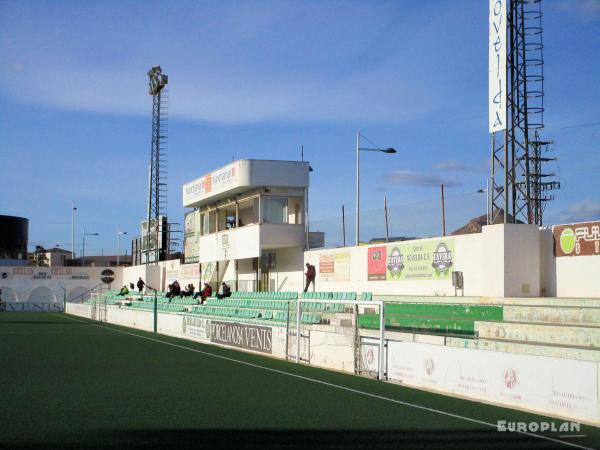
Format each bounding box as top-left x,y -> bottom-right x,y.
387,170 -> 460,188
434,160 -> 471,171
557,0 -> 600,21
434,159 -> 490,173
560,199 -> 600,222
0,1 -> 475,124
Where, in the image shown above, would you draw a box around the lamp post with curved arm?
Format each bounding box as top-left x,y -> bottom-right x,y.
355,132 -> 397,246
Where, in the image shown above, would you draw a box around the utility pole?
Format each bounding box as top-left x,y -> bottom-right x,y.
342,205 -> 346,247
441,184 -> 446,237
384,195 -> 390,243
71,201 -> 77,260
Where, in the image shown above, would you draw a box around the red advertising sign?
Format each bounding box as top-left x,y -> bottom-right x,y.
368,246 -> 387,281
319,255 -> 334,274
553,221 -> 600,257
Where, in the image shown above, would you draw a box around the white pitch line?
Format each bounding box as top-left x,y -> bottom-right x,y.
55,313 -> 595,450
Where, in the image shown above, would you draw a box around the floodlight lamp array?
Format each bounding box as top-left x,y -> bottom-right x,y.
148,66 -> 168,96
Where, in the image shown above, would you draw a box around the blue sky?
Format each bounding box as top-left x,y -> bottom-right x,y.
1,0 -> 599,253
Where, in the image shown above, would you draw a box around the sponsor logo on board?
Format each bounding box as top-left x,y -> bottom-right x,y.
386,247 -> 405,278
554,221 -> 600,257
101,269 -> 115,284
503,368 -> 518,389
424,358 -> 435,376
432,242 -> 453,275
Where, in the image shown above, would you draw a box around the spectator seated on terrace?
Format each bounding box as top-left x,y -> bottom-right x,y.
193,283 -> 212,303
166,281 -> 181,299
216,282 -> 231,300
181,284 -> 195,298
117,286 -> 129,296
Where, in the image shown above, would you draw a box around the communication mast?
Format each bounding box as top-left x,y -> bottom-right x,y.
146,66 -> 169,265
488,0 -> 559,225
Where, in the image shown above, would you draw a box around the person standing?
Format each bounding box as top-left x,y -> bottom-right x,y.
304,263 -> 316,293
137,277 -> 145,294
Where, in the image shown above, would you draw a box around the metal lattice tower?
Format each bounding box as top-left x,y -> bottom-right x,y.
490,0 -> 558,225
529,131 -> 560,225
146,66 -> 169,265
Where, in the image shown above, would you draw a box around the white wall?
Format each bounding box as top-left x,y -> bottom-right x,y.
304,224 -> 546,298
539,228 -> 557,297
270,247 -> 304,292
556,255 -> 600,298
0,266 -> 123,303
122,264 -> 162,291
89,221 -> 599,300
198,225 -> 261,263
503,224 -> 541,297
539,225 -> 600,298
386,340 -> 599,423
261,224 -> 305,249
304,234 -> 478,296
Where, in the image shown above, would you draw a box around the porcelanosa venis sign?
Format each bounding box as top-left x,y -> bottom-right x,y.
368,239 -> 455,281
554,221 -> 600,257
209,321 -> 272,354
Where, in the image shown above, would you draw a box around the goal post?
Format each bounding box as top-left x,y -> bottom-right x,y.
293,298 -> 386,380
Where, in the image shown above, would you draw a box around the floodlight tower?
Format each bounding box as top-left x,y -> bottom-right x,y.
488,0 -> 559,225
146,66 -> 169,265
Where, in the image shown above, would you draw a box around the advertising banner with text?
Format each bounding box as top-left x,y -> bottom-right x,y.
319,252 -> 350,282
368,239 -> 455,281
553,221 -> 600,257
489,0 -> 507,132
387,340 -> 598,422
209,321 -> 272,354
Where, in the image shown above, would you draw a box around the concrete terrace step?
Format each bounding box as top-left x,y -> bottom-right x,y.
376,295 -> 600,308
503,305 -> 600,327
446,336 -> 600,363
475,320 -> 600,348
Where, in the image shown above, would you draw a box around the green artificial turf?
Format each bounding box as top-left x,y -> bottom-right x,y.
0,312 -> 597,449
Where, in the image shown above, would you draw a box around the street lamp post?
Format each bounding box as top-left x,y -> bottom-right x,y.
82,228 -> 99,267
72,201 -> 77,260
117,229 -> 128,266
355,131 -> 397,246
477,178 -> 491,225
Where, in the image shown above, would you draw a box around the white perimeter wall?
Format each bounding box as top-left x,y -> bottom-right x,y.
66,304 -> 600,424
305,224 -> 542,298
0,266 -> 123,303
118,222 -> 599,299
555,255 -> 600,298
539,227 -> 600,298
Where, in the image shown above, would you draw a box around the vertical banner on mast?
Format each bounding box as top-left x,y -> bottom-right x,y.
489,0 -> 507,133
